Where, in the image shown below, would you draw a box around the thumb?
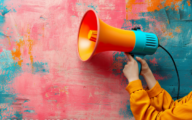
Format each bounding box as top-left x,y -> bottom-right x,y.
136,57 -> 145,64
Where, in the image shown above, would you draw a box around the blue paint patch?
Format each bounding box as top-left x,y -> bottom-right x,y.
180,0 -> 192,20
0,1 -> 24,119
0,0 -> 10,34
88,3 -> 98,13
139,8 -> 169,26
76,2 -> 82,6
40,16 -> 47,20
166,8 -> 180,20
12,8 -> 16,12
123,18 -> 156,32
112,52 -> 130,85
8,111 -> 23,120
24,110 -> 35,113
119,100 -> 133,118
26,62 -> 49,74
112,52 -> 127,75
0,49 -> 22,88
33,62 -> 49,73
0,49 -> 23,119
0,0 -> 10,15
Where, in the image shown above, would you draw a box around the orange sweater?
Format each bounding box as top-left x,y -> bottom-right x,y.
126,80 -> 192,120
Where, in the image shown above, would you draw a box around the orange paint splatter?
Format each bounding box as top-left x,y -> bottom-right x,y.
164,0 -> 182,11
11,39 -> 25,66
6,36 -> 11,46
28,39 -> 34,65
11,25 -> 35,68
26,26 -> 34,69
187,0 -> 191,6
126,0 -> 136,12
146,0 -> 164,11
168,32 -> 174,38
125,0 -> 145,19
146,0 -> 182,12
175,27 -> 181,33
125,0 -> 182,17
163,31 -> 174,38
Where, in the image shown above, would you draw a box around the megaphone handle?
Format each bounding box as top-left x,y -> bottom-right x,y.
130,54 -> 144,74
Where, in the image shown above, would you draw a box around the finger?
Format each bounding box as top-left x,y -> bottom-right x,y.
127,54 -> 134,61
124,52 -> 130,61
136,57 -> 145,64
124,52 -> 135,62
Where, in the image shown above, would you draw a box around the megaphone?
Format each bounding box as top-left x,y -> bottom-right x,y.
77,9 -> 159,73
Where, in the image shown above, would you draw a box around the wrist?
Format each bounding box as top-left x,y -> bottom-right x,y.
142,69 -> 157,89
143,69 -> 152,78
128,77 -> 140,83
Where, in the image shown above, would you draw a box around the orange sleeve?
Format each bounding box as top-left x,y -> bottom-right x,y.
145,81 -> 174,111
126,80 -> 192,120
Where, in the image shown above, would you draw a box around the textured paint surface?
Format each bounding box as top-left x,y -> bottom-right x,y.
0,0 -> 191,119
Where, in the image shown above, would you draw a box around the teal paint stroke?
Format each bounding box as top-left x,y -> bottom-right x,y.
119,100 -> 133,118
0,0 -> 22,118
76,2 -> 98,13
111,52 -> 128,85
0,0 -> 10,33
0,49 -> 23,119
26,62 -> 49,74
180,0 -> 192,20
0,0 -> 50,119
0,49 -> 22,93
87,3 -> 98,13
24,110 -> 35,113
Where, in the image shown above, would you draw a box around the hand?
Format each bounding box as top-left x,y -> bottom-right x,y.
123,53 -> 139,83
136,56 -> 157,89
135,57 -> 150,77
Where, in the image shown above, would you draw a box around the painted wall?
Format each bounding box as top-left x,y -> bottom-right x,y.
0,0 -> 191,119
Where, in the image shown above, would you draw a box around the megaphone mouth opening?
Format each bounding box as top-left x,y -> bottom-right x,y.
77,10 -> 100,61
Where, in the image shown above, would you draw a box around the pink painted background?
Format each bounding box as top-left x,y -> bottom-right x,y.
1,0 -> 191,119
